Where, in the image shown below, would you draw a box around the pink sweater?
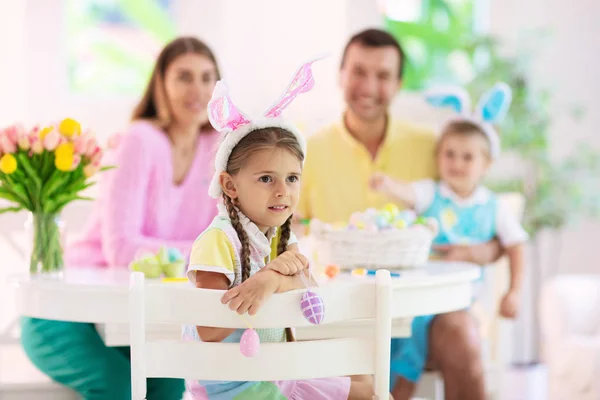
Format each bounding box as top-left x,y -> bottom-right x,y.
66,121 -> 219,268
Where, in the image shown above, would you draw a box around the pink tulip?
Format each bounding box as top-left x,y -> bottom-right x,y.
107,133 -> 122,150
30,136 -> 44,154
0,134 -> 16,154
17,129 -> 30,150
43,130 -> 60,151
29,125 -> 40,137
85,138 -> 99,157
71,154 -> 81,170
73,135 -> 85,155
83,163 -> 98,178
90,148 -> 103,165
4,124 -> 20,144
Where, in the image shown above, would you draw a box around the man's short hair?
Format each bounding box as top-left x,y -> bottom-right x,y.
340,28 -> 405,79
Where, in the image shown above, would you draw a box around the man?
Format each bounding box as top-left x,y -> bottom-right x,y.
296,28 -> 503,400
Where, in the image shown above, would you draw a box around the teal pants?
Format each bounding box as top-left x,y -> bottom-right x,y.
20,317 -> 185,400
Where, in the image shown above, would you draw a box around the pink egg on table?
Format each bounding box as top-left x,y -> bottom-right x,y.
301,290 -> 325,325
240,328 -> 260,357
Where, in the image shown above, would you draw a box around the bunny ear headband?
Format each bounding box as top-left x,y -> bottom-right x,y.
424,82 -> 512,159
207,56 -> 324,199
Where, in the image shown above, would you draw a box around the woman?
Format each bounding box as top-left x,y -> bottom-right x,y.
21,37 -> 222,400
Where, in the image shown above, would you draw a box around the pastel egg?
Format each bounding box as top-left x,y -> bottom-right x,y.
333,221 -> 347,230
399,210 -> 417,224
240,328 -> 260,357
349,212 -> 363,225
415,216 -> 428,225
301,290 -> 325,325
382,203 -> 400,217
394,219 -> 407,229
375,214 -> 389,229
325,265 -> 340,278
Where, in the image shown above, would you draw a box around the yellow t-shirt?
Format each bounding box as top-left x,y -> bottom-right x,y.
297,119 -> 437,223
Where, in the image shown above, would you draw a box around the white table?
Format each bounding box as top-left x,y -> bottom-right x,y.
11,261 -> 480,345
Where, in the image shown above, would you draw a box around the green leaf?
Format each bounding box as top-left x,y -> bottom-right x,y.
0,206 -> 23,214
16,153 -> 42,191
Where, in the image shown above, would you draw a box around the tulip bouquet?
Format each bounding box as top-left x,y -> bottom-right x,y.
0,118 -> 110,276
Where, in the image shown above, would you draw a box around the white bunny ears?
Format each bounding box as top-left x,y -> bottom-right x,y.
207,57 -> 323,199
424,82 -> 512,159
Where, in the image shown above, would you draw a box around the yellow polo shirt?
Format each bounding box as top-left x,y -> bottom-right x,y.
297,119 -> 437,223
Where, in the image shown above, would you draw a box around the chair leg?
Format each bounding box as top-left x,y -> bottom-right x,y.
434,374 -> 445,400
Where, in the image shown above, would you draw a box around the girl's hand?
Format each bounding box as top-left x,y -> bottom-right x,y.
221,270 -> 281,316
265,251 -> 309,276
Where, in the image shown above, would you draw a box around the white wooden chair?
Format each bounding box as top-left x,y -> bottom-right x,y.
128,270 -> 393,400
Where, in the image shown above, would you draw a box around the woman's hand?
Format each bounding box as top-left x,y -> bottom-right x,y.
265,251 -> 309,276
221,270 -> 281,316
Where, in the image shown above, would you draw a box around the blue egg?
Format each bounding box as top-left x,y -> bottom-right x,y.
375,214 -> 389,229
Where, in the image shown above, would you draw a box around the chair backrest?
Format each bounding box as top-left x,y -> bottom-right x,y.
129,270 -> 393,399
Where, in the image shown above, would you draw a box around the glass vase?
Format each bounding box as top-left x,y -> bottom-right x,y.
25,212 -> 66,279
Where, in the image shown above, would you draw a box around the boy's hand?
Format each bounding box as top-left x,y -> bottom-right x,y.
499,290 -> 520,319
369,173 -> 389,192
221,270 -> 280,316
265,251 -> 309,276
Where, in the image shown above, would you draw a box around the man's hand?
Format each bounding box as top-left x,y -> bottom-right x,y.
265,251 -> 309,276
221,270 -> 280,316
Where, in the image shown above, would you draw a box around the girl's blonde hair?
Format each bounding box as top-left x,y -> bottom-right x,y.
436,120 -> 493,159
221,127 -> 304,341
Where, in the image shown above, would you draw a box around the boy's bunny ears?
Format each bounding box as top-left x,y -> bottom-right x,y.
424,82 -> 512,159
207,57 -> 323,199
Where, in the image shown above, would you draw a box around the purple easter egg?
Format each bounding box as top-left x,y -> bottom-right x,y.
240,328 -> 260,357
300,290 -> 325,325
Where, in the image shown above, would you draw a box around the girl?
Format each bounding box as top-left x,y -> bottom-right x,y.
370,83 -> 528,319
22,37 -> 221,400
183,60 -> 382,399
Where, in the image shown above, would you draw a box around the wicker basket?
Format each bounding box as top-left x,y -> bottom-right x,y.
311,220 -> 436,269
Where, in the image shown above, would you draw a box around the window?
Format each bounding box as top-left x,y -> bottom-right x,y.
383,0 -> 484,90
66,0 -> 176,96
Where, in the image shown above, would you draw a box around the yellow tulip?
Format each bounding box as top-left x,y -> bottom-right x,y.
55,153 -> 74,171
58,118 -> 81,138
55,142 -> 75,158
0,154 -> 17,174
55,142 -> 75,172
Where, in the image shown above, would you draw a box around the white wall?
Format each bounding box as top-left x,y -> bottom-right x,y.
0,2 -> 28,127
15,0 -> 384,142
490,0 -> 600,276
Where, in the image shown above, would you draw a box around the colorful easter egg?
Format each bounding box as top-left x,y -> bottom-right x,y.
240,328 -> 260,357
398,210 -> 417,224
325,264 -> 340,278
349,212 -> 363,225
375,214 -> 389,229
382,203 -> 400,218
414,216 -> 428,225
394,219 -> 407,229
300,290 -> 325,325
